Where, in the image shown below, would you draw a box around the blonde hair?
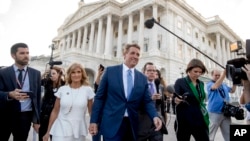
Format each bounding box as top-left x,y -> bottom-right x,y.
122,43 -> 140,55
66,63 -> 89,85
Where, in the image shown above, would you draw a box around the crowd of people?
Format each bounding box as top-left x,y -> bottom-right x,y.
0,42 -> 250,141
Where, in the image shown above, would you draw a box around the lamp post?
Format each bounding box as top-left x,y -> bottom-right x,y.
179,67 -> 184,78
181,72 -> 184,78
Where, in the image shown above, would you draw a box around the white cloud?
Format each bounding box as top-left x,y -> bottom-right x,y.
185,0 -> 249,40
0,0 -> 249,66
0,22 -> 5,39
0,0 -> 11,14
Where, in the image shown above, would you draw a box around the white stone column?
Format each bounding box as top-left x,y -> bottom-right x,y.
221,37 -> 226,65
89,21 -> 95,52
63,36 -> 67,50
105,14 -> 112,56
127,13 -> 133,43
66,34 -> 71,49
138,8 -> 144,49
76,28 -> 82,49
226,41 -> 231,60
82,25 -> 88,51
161,12 -> 168,52
216,33 -> 222,65
167,9 -> 174,57
117,18 -> 123,57
96,18 -> 103,54
71,31 -> 76,48
101,27 -> 106,54
150,4 -> 158,51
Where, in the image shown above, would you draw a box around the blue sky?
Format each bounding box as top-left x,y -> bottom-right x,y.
0,0 -> 249,66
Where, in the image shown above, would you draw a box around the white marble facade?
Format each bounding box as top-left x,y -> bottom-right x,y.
31,0 -> 243,97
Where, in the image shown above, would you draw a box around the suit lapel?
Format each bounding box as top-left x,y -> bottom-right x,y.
118,65 -> 126,100
8,66 -> 18,89
28,67 -> 34,98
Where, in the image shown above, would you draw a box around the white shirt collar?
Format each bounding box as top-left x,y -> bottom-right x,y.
123,63 -> 134,73
13,64 -> 28,72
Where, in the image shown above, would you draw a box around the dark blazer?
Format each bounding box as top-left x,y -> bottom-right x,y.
0,66 -> 41,124
90,64 -> 158,140
174,77 -> 206,127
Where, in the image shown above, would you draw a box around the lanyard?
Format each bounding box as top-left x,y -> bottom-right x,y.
16,68 -> 28,89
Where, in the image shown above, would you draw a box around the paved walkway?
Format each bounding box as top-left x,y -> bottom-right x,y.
10,113 -> 246,141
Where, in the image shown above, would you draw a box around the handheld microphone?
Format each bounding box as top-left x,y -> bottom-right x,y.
173,92 -> 183,99
49,61 -> 62,66
144,18 -> 155,29
154,78 -> 161,93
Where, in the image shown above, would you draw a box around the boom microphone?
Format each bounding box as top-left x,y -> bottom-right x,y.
144,17 -> 225,69
144,18 -> 155,29
49,61 -> 62,66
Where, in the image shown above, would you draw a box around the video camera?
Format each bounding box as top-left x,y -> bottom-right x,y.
222,102 -> 244,120
44,44 -> 62,81
226,39 -> 250,85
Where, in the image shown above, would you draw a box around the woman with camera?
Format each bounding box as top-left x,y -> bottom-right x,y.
174,58 -> 209,141
39,66 -> 65,141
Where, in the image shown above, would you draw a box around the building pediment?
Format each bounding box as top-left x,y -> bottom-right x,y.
64,0 -> 133,27
64,1 -> 105,27
206,16 -> 241,41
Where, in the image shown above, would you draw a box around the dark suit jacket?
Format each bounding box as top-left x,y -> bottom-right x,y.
0,66 -> 41,124
90,64 -> 158,140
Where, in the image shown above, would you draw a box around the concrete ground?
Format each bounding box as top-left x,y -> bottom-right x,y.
10,113 -> 246,141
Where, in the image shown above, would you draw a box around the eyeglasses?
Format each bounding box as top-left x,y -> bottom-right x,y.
146,69 -> 156,72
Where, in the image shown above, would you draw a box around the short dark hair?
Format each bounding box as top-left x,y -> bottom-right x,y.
11,43 -> 28,55
185,58 -> 208,74
142,62 -> 154,73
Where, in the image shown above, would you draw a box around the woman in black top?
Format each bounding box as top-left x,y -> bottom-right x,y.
174,58 -> 209,141
39,66 -> 65,141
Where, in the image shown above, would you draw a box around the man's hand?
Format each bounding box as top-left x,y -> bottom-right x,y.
33,123 -> 40,133
89,123 -> 98,136
151,93 -> 161,100
153,117 -> 162,131
8,89 -> 29,101
242,64 -> 250,82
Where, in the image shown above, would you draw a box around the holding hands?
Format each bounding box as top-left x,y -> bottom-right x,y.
89,123 -> 98,136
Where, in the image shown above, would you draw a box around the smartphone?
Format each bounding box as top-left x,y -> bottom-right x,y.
20,91 -> 33,96
19,91 -> 32,102
100,64 -> 105,71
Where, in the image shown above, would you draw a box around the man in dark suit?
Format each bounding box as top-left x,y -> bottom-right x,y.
138,62 -> 164,141
89,43 -> 162,141
0,43 -> 41,141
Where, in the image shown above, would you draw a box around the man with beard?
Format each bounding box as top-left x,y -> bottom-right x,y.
0,43 -> 41,141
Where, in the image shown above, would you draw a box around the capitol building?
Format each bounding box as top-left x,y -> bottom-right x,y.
30,0 -> 244,98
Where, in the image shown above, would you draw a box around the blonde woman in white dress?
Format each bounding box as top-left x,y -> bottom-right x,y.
43,63 -> 95,141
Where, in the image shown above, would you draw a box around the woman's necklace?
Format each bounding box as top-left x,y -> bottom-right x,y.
66,86 -> 80,114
